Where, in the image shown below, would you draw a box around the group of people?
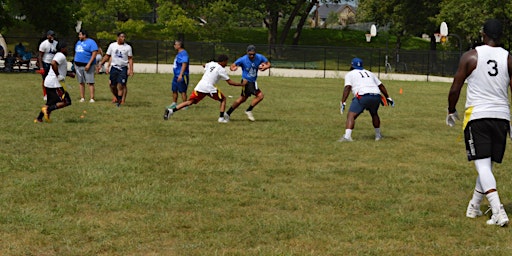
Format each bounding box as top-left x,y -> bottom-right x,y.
34,30 -> 134,122
31,19 -> 512,228
163,44 -> 270,123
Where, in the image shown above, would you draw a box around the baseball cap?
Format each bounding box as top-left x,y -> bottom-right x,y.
483,19 -> 503,40
247,45 -> 256,52
47,30 -> 55,36
351,58 -> 363,70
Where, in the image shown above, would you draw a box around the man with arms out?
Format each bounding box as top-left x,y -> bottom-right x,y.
74,29 -> 98,103
447,19 -> 512,227
98,32 -> 134,107
38,30 -> 58,101
167,40 -> 189,108
163,54 -> 243,123
34,42 -> 74,123
339,57 -> 393,142
226,45 -> 270,121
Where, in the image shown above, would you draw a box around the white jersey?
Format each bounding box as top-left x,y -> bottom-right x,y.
465,45 -> 510,122
344,68 -> 382,96
106,42 -> 132,69
39,39 -> 58,64
194,61 -> 230,93
44,52 -> 67,88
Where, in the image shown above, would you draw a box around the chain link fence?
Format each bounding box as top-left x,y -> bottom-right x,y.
2,36 -> 462,78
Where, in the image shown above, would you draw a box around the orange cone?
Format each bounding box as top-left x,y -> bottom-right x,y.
399,88 -> 403,94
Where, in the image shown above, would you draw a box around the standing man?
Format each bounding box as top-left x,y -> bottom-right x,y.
34,42 -> 74,123
167,40 -> 189,108
447,19 -> 512,227
226,45 -> 270,121
163,54 -> 244,122
97,32 -> 133,107
38,30 -> 58,101
74,29 -> 98,103
339,57 -> 393,142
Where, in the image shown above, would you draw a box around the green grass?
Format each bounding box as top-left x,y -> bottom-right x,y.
1,73 -> 512,255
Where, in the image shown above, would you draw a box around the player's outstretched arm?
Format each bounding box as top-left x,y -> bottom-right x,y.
226,79 -> 244,87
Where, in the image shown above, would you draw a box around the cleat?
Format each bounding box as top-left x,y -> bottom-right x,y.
163,108 -> 173,120
466,202 -> 483,218
375,134 -> 383,141
245,111 -> 255,121
486,204 -> 509,227
34,118 -> 43,123
41,106 -> 51,122
218,117 -> 228,123
79,98 -> 85,103
224,113 -> 230,122
337,135 -> 353,142
89,99 -> 95,103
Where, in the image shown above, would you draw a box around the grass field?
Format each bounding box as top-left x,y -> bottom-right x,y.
2,72 -> 512,255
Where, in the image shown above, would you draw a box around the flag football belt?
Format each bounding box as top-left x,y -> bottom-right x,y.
355,93 -> 380,99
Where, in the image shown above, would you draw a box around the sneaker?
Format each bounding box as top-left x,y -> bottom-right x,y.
466,202 -> 483,218
375,134 -> 383,141
245,111 -> 255,121
218,117 -> 228,123
486,204 -> 509,227
224,113 -> 230,122
79,98 -> 85,103
41,106 -> 51,122
163,108 -> 173,120
337,135 -> 353,142
89,99 -> 95,103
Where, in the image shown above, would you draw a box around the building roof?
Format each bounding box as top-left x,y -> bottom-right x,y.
316,3 -> 357,19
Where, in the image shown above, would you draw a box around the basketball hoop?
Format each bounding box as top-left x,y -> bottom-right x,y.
365,33 -> 372,43
434,33 -> 441,43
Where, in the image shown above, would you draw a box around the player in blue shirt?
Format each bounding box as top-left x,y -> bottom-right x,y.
226,45 -> 270,121
167,40 -> 190,108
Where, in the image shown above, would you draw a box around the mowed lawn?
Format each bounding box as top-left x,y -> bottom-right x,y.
1,72 -> 512,255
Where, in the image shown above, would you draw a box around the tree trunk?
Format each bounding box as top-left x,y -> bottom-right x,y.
293,0 -> 317,45
278,0 -> 306,45
265,10 -> 279,46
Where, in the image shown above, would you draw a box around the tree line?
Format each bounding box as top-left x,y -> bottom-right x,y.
0,0 -> 511,51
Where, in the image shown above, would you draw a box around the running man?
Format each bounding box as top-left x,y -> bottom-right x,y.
226,45 -> 270,121
163,54 -> 244,123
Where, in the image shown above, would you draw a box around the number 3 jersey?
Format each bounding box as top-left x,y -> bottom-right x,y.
466,45 -> 510,122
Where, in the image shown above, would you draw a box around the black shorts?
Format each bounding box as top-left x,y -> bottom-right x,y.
241,81 -> 260,97
46,87 -> 71,106
464,118 -> 509,163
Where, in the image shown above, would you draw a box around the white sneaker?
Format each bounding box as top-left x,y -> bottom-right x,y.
466,202 -> 482,218
337,135 -> 353,142
486,204 -> 509,227
224,113 -> 230,122
163,108 -> 173,120
245,111 -> 255,121
79,98 -> 85,103
89,99 -> 95,103
218,117 -> 228,123
375,134 -> 383,141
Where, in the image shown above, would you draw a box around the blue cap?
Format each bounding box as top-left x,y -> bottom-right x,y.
351,58 -> 363,70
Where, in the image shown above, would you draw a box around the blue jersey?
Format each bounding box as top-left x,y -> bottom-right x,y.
234,53 -> 268,82
173,50 -> 189,76
74,38 -> 98,64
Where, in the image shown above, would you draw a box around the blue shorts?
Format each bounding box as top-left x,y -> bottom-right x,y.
349,94 -> 381,115
109,66 -> 128,86
172,75 -> 189,93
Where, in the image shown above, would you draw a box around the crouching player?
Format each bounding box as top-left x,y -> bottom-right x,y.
35,42 -> 75,123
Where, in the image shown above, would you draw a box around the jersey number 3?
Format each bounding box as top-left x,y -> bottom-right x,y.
487,60 -> 498,76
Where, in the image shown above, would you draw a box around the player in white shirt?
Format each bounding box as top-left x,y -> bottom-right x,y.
37,30 -> 58,101
163,54 -> 244,123
98,32 -> 134,106
447,19 -> 512,227
34,42 -> 75,123
338,57 -> 393,142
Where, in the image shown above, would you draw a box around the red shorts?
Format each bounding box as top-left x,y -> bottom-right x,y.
189,90 -> 225,104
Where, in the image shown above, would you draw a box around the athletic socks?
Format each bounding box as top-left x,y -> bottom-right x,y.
227,107 -> 234,115
486,191 -> 502,215
246,105 -> 254,112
